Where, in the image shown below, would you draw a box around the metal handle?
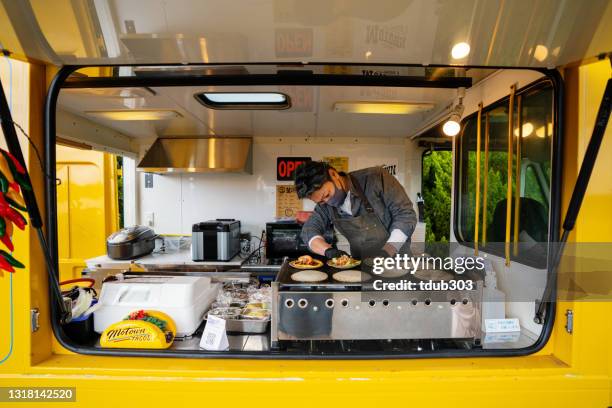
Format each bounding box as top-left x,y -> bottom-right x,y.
481,112 -> 490,246
505,84 -> 517,266
474,102 -> 483,256
513,94 -> 523,256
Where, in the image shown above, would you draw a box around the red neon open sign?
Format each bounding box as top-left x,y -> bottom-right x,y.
277,157 -> 311,181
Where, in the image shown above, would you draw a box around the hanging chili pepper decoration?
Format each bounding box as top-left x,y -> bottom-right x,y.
0,148 -> 28,273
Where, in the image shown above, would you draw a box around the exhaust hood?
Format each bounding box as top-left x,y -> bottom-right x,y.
137,137 -> 252,173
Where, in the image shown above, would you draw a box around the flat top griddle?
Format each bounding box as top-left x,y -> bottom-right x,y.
276,258 -> 370,291
275,258 -> 484,291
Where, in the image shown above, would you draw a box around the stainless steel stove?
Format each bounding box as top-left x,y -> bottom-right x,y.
271,258 -> 484,346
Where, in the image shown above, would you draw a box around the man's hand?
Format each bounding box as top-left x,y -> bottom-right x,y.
369,244 -> 397,259
324,247 -> 349,259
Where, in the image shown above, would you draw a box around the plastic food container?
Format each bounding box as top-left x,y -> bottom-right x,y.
94,276 -> 220,337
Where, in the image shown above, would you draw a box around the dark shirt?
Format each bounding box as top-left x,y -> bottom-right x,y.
301,166 -> 417,246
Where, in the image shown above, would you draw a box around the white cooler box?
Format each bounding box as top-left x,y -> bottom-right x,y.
94,276 -> 219,337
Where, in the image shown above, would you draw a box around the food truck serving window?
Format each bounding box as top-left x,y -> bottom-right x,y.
42,65 -> 563,359
455,80 -> 555,268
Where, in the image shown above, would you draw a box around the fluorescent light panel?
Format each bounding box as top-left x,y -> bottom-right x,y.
84,110 -> 182,121
334,101 -> 435,115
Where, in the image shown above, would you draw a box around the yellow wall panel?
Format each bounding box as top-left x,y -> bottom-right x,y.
56,145 -> 118,282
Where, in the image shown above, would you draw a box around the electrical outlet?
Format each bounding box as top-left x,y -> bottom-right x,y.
145,212 -> 155,227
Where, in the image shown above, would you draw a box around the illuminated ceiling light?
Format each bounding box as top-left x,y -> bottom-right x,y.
85,110 -> 182,121
442,87 -> 465,136
443,114 -> 461,136
334,101 -> 435,115
514,122 -> 534,137
451,42 -> 470,59
533,45 -> 549,62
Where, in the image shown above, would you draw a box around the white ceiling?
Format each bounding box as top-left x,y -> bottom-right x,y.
58,84 -> 459,139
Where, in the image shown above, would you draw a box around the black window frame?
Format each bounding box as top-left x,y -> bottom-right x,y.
452,78 -> 560,270
45,64 -> 562,360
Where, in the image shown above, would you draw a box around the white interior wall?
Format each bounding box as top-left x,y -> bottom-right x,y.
138,137 -> 419,238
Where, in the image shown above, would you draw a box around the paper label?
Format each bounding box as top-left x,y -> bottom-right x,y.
276,184 -> 303,217
484,318 -> 520,333
200,315 -> 229,351
483,331 -> 522,344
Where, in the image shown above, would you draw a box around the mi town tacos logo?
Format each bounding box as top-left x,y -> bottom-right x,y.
106,326 -> 152,342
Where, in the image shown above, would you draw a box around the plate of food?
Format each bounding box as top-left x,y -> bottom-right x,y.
327,254 -> 361,269
289,255 -> 324,269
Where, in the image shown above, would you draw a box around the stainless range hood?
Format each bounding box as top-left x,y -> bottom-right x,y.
137,137 -> 252,173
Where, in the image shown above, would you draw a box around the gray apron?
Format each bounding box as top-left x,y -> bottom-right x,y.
331,175 -> 390,259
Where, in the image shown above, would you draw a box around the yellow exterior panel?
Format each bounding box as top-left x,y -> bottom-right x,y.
0,56 -> 611,406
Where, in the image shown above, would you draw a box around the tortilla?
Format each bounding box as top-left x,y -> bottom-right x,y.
289,259 -> 324,269
290,270 -> 328,282
332,270 -> 370,283
378,268 -> 409,278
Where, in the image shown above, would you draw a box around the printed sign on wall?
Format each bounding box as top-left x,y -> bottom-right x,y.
361,158 -> 400,179
323,156 -> 349,173
276,184 -> 303,217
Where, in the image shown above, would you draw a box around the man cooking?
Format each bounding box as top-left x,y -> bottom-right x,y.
294,161 -> 417,260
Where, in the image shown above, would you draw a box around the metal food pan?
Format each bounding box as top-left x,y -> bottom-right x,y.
224,318 -> 270,334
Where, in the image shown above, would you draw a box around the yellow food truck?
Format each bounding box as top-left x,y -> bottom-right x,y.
0,1 -> 611,406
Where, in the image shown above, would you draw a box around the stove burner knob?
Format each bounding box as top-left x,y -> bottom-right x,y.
368,300 -> 376,307
325,299 -> 335,308
285,298 -> 295,308
382,299 -> 390,307
340,299 -> 349,308
298,298 -> 308,308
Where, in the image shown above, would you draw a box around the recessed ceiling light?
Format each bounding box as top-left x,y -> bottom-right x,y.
334,101 -> 434,115
451,42 -> 471,59
84,110 -> 182,120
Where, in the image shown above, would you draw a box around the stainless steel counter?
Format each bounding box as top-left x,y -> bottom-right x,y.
85,249 -> 245,270
85,250 -> 283,274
